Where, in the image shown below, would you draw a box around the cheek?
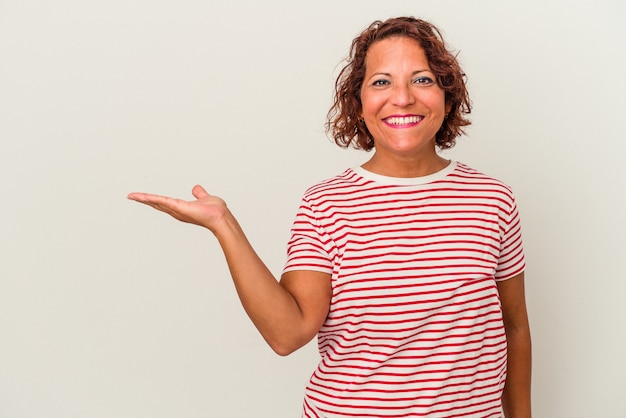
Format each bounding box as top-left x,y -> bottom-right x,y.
428,90 -> 447,112
360,93 -> 382,118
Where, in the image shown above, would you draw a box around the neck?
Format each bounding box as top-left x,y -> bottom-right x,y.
361,152 -> 450,178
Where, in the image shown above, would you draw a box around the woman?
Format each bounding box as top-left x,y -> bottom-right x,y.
128,17 -> 531,418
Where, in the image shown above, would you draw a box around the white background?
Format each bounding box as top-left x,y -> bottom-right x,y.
1,0 -> 625,416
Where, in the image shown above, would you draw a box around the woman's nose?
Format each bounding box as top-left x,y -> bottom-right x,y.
391,83 -> 416,107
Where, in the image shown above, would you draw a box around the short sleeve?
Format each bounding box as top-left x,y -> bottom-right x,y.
494,193 -> 526,281
283,198 -> 334,274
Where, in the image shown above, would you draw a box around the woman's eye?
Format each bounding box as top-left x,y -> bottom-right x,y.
413,76 -> 434,85
372,79 -> 390,86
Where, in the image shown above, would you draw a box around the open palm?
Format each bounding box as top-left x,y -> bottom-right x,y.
128,185 -> 228,231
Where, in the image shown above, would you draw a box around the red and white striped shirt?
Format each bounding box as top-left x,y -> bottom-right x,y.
284,161 -> 525,418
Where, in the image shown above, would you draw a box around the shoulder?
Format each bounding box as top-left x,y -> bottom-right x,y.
447,162 -> 519,213
301,168 -> 369,202
451,162 -> 515,194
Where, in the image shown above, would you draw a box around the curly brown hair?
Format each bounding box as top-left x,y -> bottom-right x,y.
326,17 -> 472,150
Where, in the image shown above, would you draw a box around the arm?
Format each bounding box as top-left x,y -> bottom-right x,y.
497,272 -> 532,418
128,185 -> 332,355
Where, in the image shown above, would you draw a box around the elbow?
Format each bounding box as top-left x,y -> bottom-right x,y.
259,319 -> 320,356
268,340 -> 301,356
272,345 -> 297,357
266,334 -> 310,357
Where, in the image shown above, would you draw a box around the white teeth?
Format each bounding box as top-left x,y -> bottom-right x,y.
386,116 -> 422,125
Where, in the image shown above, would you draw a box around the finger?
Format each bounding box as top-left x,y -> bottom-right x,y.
127,192 -> 164,203
191,184 -> 210,200
127,192 -> 151,202
128,192 -> 186,217
127,192 -> 179,209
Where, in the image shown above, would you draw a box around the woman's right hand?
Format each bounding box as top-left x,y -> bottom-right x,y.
127,185 -> 229,232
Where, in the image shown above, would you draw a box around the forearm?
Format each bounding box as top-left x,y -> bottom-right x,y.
502,324 -> 532,417
213,212 -> 310,354
127,188 -> 323,355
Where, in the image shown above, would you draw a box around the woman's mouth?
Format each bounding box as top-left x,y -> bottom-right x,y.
383,115 -> 423,127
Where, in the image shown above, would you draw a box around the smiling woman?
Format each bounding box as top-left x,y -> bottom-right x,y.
128,16 -> 531,418
359,37 -> 449,177
327,17 -> 471,153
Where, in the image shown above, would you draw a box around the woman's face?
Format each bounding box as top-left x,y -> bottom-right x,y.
360,36 -> 447,162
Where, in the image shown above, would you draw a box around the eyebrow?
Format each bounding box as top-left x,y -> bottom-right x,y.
367,69 -> 432,80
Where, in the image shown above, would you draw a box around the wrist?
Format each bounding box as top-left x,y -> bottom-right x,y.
210,209 -> 243,242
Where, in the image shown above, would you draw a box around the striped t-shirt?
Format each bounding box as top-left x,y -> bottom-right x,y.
283,161 -> 525,418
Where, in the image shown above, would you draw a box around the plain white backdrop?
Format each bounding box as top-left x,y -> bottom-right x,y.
1,0 -> 625,416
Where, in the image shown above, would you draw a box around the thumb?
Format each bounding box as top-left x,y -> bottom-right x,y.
191,184 -> 210,200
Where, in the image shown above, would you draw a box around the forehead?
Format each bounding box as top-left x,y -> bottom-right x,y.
364,36 -> 430,71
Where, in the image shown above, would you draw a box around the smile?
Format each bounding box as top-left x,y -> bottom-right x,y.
383,115 -> 423,126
